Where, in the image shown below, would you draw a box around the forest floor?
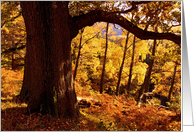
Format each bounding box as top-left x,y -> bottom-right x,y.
1,68 -> 181,131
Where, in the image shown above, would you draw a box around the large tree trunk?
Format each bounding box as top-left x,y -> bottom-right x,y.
116,31 -> 129,96
20,51 -> 30,100
20,1 -> 79,118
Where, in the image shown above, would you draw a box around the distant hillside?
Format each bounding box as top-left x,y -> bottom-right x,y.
112,24 -> 123,36
101,23 -> 123,36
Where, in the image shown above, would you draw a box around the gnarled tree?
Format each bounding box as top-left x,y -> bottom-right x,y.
20,1 -> 181,118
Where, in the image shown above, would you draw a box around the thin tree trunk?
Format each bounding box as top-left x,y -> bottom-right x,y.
116,31 -> 130,96
74,28 -> 102,81
168,62 -> 177,102
73,28 -> 84,81
137,38 -> 157,104
20,1 -> 79,118
142,39 -> 157,103
137,71 -> 147,103
12,40 -> 16,70
100,22 -> 109,94
12,52 -> 16,70
126,35 -> 136,95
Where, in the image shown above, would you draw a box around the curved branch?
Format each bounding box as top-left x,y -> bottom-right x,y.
71,10 -> 181,47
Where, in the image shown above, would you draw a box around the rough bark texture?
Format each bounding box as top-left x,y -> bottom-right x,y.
116,31 -> 130,96
20,1 -> 79,118
100,22 -> 109,94
20,50 -> 30,101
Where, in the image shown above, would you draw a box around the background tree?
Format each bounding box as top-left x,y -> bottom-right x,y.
1,1 -> 22,28
100,22 -> 109,94
73,27 -> 103,81
152,39 -> 181,105
141,38 -> 157,104
1,1 -> 26,70
116,31 -> 130,96
126,35 -> 136,95
71,22 -> 106,87
73,28 -> 84,81
168,62 -> 178,102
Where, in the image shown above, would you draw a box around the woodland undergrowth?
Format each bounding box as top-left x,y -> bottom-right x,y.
1,68 -> 181,131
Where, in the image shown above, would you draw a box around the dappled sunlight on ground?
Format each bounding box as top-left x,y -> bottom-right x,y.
1,68 -> 181,131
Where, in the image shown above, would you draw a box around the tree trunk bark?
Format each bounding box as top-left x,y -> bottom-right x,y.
168,62 -> 177,102
12,40 -> 16,70
12,52 -> 16,70
100,22 -> 109,94
126,35 -> 136,95
116,31 -> 129,96
142,39 -> 157,103
137,38 -> 157,104
73,28 -> 84,81
20,51 -> 30,101
20,1 -> 79,118
137,75 -> 146,104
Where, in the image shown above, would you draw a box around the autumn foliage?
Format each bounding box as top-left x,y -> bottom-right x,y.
1,1 -> 181,131
1,68 -> 181,131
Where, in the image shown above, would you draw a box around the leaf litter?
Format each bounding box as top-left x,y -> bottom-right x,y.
1,68 -> 181,131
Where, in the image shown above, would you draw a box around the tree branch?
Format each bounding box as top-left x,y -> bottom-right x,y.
81,30 -> 101,48
1,45 -> 26,56
71,10 -> 181,47
1,11 -> 22,28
